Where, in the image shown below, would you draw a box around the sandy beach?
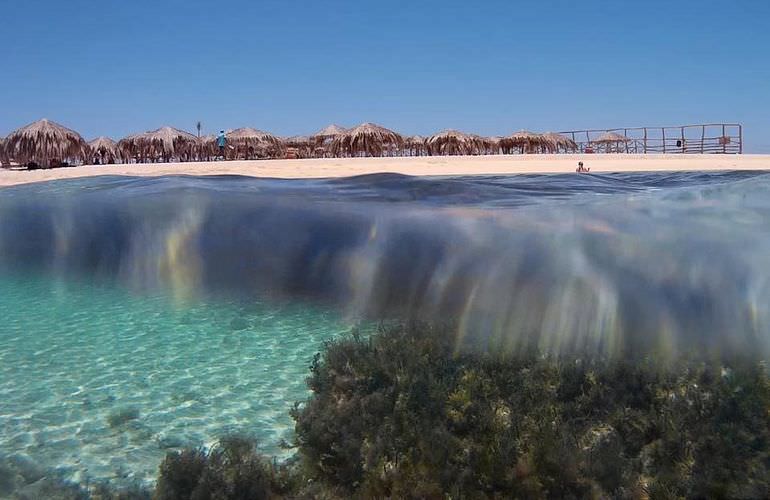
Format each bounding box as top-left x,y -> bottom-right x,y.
1,154 -> 769,187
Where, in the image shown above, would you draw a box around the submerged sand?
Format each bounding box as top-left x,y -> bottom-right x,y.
1,154 -> 769,187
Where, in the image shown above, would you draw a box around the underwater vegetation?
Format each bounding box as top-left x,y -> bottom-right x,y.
153,435 -> 298,500
288,323 -> 770,499
151,323 -> 770,499
5,323 -> 768,499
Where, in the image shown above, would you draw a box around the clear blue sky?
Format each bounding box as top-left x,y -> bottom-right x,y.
2,0 -> 769,151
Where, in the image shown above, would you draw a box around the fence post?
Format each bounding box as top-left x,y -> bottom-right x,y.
662,128 -> 666,153
722,124 -> 726,154
681,127 -> 685,153
701,125 -> 705,153
643,127 -> 647,153
739,124 -> 743,154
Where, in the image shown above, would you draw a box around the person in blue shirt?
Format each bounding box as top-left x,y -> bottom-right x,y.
217,130 -> 226,160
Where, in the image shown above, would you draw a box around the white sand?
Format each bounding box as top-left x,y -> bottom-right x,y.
1,154 -> 769,187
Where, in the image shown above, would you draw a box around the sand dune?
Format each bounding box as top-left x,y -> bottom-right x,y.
1,154 -> 769,187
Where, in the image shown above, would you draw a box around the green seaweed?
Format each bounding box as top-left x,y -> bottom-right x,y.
154,435 -> 298,500
56,322 -> 770,498
288,322 -> 770,498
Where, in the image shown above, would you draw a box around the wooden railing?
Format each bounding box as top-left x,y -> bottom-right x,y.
559,123 -> 742,154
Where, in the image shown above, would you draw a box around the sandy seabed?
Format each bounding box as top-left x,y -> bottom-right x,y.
1,154 -> 769,187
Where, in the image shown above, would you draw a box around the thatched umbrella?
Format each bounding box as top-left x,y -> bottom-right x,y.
594,132 -> 629,143
313,124 -> 348,142
226,127 -> 283,159
426,130 -> 485,156
331,123 -> 403,158
88,136 -> 120,165
311,125 -> 348,157
593,132 -> 630,153
541,132 -> 578,153
471,134 -> 494,155
486,136 -> 504,155
405,135 -> 428,156
196,134 -> 217,161
284,135 -> 313,159
118,126 -> 197,163
502,130 -> 547,154
4,118 -> 89,168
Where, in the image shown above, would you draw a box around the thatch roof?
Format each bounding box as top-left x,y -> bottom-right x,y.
226,127 -> 282,146
88,136 -> 118,152
500,130 -> 548,153
330,122 -> 403,157
117,126 -> 197,162
4,118 -> 89,167
426,130 -> 484,155
593,132 -> 630,143
404,135 -> 428,156
121,126 -> 196,151
284,135 -> 312,146
88,136 -> 120,164
508,130 -> 545,144
542,132 -> 578,151
484,136 -> 505,154
223,128 -> 283,159
428,130 -> 469,143
313,124 -> 348,139
471,134 -> 491,148
282,136 -> 313,159
194,134 -> 218,161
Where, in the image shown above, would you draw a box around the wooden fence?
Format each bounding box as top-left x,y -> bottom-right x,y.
559,123 -> 742,154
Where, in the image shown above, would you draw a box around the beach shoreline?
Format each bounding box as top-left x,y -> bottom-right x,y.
1,153 -> 769,187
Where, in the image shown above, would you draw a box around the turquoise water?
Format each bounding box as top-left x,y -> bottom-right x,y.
0,272 -> 351,487
2,171 -> 770,491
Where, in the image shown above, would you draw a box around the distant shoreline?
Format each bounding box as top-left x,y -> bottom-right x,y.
1,154 -> 769,187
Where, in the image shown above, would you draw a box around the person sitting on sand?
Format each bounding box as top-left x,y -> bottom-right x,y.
217,130 -> 226,160
576,161 -> 590,173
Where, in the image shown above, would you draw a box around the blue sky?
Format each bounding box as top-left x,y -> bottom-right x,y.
2,0 -> 769,151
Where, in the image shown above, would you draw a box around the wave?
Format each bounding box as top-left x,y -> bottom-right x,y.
1,171 -> 770,359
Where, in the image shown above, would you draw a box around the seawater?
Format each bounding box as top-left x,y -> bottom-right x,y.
0,271 -> 349,487
1,170 -> 770,488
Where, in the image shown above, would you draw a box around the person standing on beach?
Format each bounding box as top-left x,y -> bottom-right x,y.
217,130 -> 226,160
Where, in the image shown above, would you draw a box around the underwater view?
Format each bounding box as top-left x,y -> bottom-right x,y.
1,171 -> 770,498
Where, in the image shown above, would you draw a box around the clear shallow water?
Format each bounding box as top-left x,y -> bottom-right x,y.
1,170 -> 770,489
0,272 -> 349,487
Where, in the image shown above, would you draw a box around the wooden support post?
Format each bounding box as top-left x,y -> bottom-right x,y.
681,127 -> 685,153
701,125 -> 705,153
662,128 -> 666,153
739,124 -> 743,154
722,124 -> 726,154
643,127 -> 647,153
